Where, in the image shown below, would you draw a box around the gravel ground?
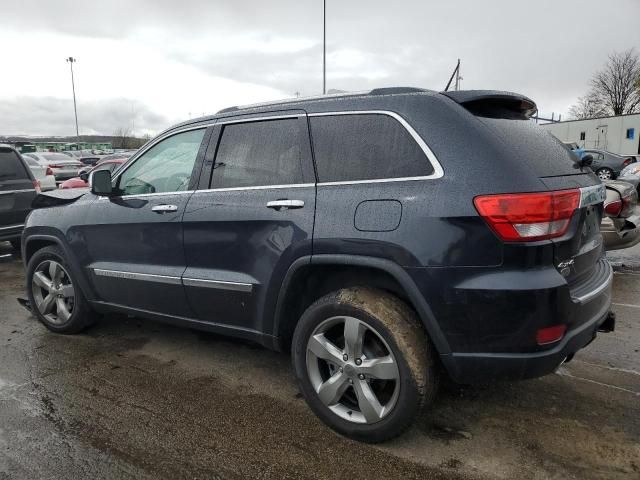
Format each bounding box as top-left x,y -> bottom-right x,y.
1,242 -> 638,480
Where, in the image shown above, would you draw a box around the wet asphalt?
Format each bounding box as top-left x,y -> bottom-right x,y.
0,242 -> 638,480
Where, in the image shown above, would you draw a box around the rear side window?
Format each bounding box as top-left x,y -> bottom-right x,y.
212,118 -> 312,189
0,149 -> 29,180
310,114 -> 433,183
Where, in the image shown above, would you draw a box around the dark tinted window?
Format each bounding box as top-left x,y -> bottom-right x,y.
0,149 -> 29,180
309,114 -> 433,182
212,118 -> 312,188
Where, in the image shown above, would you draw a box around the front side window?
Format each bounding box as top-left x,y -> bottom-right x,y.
117,129 -> 205,195
310,114 -> 434,183
211,118 -> 311,189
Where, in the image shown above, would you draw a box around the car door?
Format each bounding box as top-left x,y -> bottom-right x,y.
0,147 -> 37,239
81,126 -> 211,317
182,112 -> 316,337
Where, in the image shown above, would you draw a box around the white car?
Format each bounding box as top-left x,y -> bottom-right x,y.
22,155 -> 57,191
23,152 -> 84,183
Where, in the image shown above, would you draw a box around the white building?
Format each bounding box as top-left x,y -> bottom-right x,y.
541,113 -> 640,156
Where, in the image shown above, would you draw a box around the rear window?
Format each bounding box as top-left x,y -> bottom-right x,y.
474,117 -> 581,177
0,149 -> 30,180
309,114 -> 433,183
42,153 -> 74,162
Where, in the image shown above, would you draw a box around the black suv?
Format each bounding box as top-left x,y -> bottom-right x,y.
21,88 -> 612,442
1,144 -> 39,250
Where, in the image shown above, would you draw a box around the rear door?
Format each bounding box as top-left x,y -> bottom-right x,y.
0,147 -> 36,238
80,127 -> 210,316
182,112 -> 316,335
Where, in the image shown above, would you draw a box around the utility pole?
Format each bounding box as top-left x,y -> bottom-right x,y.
66,57 -> 80,144
322,0 -> 326,95
454,58 -> 462,91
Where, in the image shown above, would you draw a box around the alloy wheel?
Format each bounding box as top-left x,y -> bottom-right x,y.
598,169 -> 613,180
306,316 -> 400,424
31,260 -> 76,324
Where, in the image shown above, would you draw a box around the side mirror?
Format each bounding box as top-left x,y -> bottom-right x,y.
90,169 -> 113,195
579,154 -> 593,169
79,170 -> 88,182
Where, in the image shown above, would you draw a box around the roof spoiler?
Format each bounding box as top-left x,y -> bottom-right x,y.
441,90 -> 538,119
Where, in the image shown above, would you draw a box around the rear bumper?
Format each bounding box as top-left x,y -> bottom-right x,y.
601,217 -> 640,251
443,306 -> 611,384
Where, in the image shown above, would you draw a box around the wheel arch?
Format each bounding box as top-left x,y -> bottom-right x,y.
270,254 -> 451,356
24,233 -> 96,301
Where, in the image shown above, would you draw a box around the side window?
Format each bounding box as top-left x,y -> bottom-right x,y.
93,162 -> 118,173
211,118 -> 312,189
117,129 -> 205,195
0,149 -> 29,180
309,114 -> 434,183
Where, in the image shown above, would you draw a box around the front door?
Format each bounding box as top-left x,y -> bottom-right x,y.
182,113 -> 316,335
81,127 -> 209,317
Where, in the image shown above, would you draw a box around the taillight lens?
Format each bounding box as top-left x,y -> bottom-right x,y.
45,167 -> 54,176
33,180 -> 41,193
604,199 -> 622,217
474,189 -> 581,242
623,158 -> 632,167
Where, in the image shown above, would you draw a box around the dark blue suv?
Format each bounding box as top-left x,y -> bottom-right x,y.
21,88 -> 612,442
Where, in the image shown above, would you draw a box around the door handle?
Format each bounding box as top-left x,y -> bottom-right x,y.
266,200 -> 305,210
151,204 -> 178,213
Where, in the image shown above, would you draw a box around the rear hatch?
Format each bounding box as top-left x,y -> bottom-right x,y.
445,91 -> 606,290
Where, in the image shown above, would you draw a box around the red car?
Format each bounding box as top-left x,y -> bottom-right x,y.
60,159 -> 126,189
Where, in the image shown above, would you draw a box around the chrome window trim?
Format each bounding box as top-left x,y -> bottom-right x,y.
111,190 -> 195,200
0,223 -> 24,231
182,277 -> 253,293
308,110 -> 444,183
0,189 -> 36,195
93,269 -> 182,285
195,183 -> 314,194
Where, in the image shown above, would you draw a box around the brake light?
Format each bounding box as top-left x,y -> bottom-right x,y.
536,325 -> 566,345
45,167 -> 54,176
604,199 -> 622,217
623,158 -> 632,167
474,189 -> 580,242
32,180 -> 41,193
48,164 -> 64,168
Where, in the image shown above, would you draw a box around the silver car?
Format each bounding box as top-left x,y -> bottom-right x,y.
22,156 -> 57,191
24,152 -> 84,183
583,149 -> 634,180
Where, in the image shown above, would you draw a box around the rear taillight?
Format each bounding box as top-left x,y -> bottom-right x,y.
45,167 -> 54,176
48,164 -> 64,168
33,180 -> 41,193
623,158 -> 633,167
474,189 -> 581,242
604,199 -> 623,217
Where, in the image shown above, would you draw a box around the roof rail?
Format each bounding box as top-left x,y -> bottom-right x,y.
369,87 -> 427,95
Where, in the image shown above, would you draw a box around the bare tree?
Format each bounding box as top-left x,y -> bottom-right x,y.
569,93 -> 608,120
590,49 -> 640,115
113,127 -> 132,149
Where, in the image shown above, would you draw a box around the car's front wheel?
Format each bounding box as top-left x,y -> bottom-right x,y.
596,167 -> 614,180
292,287 -> 438,443
26,246 -> 97,334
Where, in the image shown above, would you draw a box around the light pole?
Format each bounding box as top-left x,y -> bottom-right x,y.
66,57 -> 80,145
322,0 -> 326,95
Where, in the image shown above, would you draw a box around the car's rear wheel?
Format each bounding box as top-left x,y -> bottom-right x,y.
292,287 -> 438,443
26,246 -> 97,334
596,167 -> 614,180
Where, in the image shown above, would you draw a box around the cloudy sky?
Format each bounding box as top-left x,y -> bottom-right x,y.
1,0 -> 638,137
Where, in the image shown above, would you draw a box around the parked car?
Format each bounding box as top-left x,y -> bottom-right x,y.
21,88 -> 614,442
23,155 -> 57,191
601,180 -> 640,250
583,149 -> 634,180
99,151 -> 135,162
618,163 -> 640,194
60,159 -> 126,189
23,152 -> 85,183
0,144 -> 39,250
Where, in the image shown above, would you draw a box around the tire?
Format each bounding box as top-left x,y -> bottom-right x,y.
26,245 -> 97,334
596,168 -> 614,180
292,287 -> 438,443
